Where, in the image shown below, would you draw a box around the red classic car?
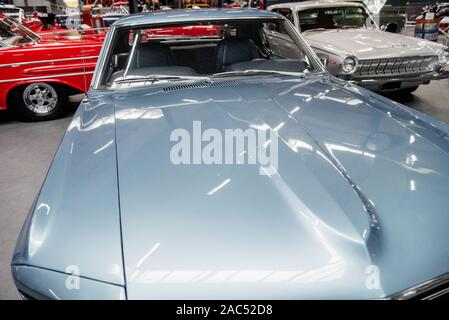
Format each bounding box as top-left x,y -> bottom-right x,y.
0,14 -> 104,120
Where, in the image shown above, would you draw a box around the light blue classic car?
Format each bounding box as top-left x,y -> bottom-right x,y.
11,9 -> 449,299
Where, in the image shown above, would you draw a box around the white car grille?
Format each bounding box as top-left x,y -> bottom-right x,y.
355,55 -> 438,76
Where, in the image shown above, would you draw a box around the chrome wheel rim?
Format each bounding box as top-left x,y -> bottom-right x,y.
23,83 -> 58,114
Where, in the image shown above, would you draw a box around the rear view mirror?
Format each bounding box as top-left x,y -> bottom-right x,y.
319,57 -> 328,66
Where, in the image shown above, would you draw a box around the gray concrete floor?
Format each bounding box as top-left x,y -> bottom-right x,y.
0,80 -> 448,300
384,79 -> 449,124
0,97 -> 80,300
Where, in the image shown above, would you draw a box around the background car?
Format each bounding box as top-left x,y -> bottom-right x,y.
268,0 -> 449,93
0,13 -> 104,121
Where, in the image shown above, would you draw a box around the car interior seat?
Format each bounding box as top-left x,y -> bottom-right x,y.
109,41 -> 202,83
317,14 -> 337,29
133,42 -> 176,68
215,38 -> 259,72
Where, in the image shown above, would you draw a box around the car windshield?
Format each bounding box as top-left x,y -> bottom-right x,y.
0,7 -> 20,17
100,18 -> 321,88
0,16 -> 39,46
298,5 -> 375,32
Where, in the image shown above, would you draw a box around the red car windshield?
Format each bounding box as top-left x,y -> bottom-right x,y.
0,15 -> 40,46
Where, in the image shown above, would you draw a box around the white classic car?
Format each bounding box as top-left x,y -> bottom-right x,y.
268,0 -> 449,93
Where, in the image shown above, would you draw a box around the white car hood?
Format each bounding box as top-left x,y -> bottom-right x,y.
304,28 -> 444,59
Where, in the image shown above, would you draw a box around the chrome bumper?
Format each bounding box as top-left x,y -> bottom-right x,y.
339,69 -> 448,92
389,271 -> 449,300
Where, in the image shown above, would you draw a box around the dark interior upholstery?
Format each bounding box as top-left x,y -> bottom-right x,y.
317,14 -> 337,29
172,44 -> 217,74
215,38 -> 259,72
133,42 -> 175,68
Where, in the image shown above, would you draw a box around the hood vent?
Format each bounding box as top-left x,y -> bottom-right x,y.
163,80 -> 240,92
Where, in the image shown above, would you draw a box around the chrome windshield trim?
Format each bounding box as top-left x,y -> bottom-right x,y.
115,14 -> 281,28
0,15 -> 40,42
92,25 -> 115,89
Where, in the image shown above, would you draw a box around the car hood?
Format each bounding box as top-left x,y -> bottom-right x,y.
304,29 -> 444,59
113,75 -> 449,299
12,94 -> 126,288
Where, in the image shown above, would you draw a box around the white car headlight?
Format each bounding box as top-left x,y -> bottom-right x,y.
342,56 -> 357,74
438,49 -> 449,66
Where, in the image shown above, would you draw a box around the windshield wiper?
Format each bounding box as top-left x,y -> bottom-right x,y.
113,74 -> 210,84
303,28 -> 327,32
212,69 -> 306,78
338,25 -> 363,29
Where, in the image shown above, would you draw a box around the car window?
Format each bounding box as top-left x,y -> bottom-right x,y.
0,16 -> 39,44
99,18 -> 320,88
298,6 -> 372,31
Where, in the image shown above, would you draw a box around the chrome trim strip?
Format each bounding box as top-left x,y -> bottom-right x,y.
92,25 -> 115,89
351,70 -> 439,81
0,71 -> 94,84
115,14 -> 280,28
423,287 -> 449,300
0,56 -> 99,68
355,55 -> 437,77
389,271 -> 449,300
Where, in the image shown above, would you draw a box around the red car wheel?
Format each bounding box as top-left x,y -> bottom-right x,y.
14,82 -> 68,121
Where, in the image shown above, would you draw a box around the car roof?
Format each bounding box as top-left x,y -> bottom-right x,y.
113,8 -> 281,27
268,0 -> 365,11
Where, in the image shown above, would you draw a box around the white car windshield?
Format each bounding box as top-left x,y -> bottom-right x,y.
100,18 -> 321,88
0,16 -> 39,46
298,6 -> 375,32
